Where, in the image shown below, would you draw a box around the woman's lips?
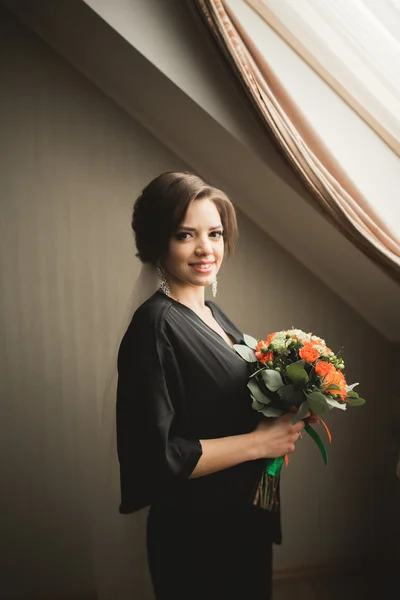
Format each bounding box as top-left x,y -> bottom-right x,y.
189,262 -> 215,274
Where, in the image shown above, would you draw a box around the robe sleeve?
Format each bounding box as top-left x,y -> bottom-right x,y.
116,302 -> 202,514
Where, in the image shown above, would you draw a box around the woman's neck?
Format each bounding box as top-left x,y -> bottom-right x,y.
168,282 -> 208,315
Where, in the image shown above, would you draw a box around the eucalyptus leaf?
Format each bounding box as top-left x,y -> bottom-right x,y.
261,369 -> 284,392
292,400 -> 310,424
347,396 -> 366,407
325,397 -> 347,410
306,391 -> 329,415
258,406 -> 284,418
247,379 -> 271,405
233,344 -> 257,363
286,360 -> 309,387
249,368 -> 265,379
277,384 -> 296,402
277,385 -> 304,411
243,333 -> 258,350
251,398 -> 265,412
346,382 -> 359,393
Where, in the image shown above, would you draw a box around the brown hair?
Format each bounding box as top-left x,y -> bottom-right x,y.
132,171 -> 238,264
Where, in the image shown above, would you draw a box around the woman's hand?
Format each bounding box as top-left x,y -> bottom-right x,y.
191,411 -> 311,478
251,412 -> 310,459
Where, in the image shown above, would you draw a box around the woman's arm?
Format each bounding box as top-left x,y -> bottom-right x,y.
190,412 -> 307,478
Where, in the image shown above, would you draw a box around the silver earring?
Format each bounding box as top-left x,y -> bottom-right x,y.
156,261 -> 170,297
212,276 -> 218,298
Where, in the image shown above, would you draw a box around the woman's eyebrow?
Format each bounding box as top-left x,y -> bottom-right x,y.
178,225 -> 223,231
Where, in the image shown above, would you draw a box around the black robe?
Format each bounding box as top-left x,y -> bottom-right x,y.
116,291 -> 280,530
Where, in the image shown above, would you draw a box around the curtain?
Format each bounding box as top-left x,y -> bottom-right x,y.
192,0 -> 400,285
364,0 -> 400,44
244,0 -> 400,156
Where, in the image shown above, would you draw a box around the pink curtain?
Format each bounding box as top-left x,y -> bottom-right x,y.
193,0 -> 400,284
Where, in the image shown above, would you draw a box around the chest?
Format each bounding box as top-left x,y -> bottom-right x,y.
196,311 -> 234,349
167,318 -> 254,437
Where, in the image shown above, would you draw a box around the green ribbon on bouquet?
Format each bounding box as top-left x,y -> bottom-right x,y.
253,424 -> 328,511
305,423 -> 328,465
253,456 -> 285,512
266,456 -> 285,478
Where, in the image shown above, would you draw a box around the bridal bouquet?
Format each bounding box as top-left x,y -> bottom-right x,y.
234,329 -> 366,512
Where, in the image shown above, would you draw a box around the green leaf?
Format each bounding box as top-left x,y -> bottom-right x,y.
277,385 -> 304,411
251,398 -> 265,411
347,396 -> 366,407
292,400 -> 310,424
259,406 -> 284,418
326,384 -> 341,391
305,423 -> 328,466
261,369 -> 284,392
249,368 -> 265,379
286,359 -> 309,387
325,396 -> 347,410
277,384 -> 296,402
243,333 -> 258,350
306,391 -> 329,415
347,391 -> 359,399
346,382 -> 359,393
247,379 -> 271,405
233,344 -> 257,362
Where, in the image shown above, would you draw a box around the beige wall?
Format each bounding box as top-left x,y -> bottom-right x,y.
1,8 -> 397,599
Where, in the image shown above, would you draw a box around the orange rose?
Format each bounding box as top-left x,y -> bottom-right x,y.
322,369 -> 347,399
336,373 -> 347,398
315,361 -> 335,377
255,342 -> 274,364
267,332 -> 276,345
299,343 -> 319,363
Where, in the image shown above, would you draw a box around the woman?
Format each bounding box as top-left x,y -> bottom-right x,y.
116,172 -> 306,599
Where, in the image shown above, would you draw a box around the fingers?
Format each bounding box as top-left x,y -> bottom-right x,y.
290,407 -> 312,418
293,430 -> 302,443
278,413 -> 306,436
293,420 -> 306,433
289,426 -> 304,451
282,412 -> 310,429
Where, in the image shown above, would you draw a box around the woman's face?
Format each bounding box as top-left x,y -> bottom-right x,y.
163,198 -> 224,290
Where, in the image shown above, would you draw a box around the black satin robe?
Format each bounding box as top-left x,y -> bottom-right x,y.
116,291 -> 280,597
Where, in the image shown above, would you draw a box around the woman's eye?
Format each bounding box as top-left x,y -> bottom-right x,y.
175,232 -> 192,241
175,230 -> 223,241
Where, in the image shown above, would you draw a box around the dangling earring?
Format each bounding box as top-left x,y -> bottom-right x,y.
212,276 -> 218,298
156,261 -> 170,297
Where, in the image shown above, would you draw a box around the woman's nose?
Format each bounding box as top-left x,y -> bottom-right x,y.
196,236 -> 213,255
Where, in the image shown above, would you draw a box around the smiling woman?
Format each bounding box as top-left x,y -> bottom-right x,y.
116,171 -> 308,599
164,199 -> 225,297
132,171 -> 237,265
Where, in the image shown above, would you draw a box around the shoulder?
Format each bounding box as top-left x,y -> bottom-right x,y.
119,292 -> 173,353
131,291 -> 173,329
